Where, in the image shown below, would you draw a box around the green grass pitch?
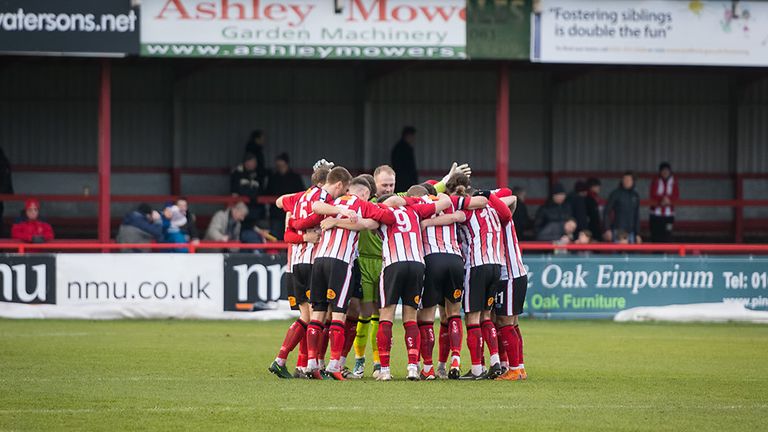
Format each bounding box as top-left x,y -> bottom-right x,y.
1,319 -> 767,431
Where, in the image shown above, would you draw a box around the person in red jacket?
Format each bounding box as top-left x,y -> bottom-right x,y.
649,162 -> 679,243
11,199 -> 54,243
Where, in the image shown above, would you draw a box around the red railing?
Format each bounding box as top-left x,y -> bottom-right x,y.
3,241 -> 768,256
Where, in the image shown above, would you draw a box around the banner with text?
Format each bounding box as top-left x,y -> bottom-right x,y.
525,256 -> 768,317
2,254 -> 767,319
0,0 -> 139,56
140,0 -> 466,59
531,0 -> 768,66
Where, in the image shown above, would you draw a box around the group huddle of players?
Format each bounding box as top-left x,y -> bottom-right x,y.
268,160 -> 528,381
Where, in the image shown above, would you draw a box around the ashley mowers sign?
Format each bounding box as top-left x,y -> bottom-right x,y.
140,0 -> 466,59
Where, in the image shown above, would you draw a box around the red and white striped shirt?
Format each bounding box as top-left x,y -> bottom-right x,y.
491,188 -> 526,278
380,203 -> 437,268
281,191 -> 302,273
315,195 -> 393,264
458,205 -> 503,268
420,195 -> 469,256
290,186 -> 332,265
650,175 -> 678,217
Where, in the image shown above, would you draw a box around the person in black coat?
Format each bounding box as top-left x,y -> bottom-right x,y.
265,153 -> 305,239
391,126 -> 418,192
585,177 -> 603,240
244,129 -> 268,188
566,181 -> 589,235
534,183 -> 573,241
603,172 -> 641,243
0,147 -> 13,236
512,186 -> 533,240
230,153 -> 263,229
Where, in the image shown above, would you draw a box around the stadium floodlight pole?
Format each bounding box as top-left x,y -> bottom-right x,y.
97,59 -> 112,244
495,63 -> 509,188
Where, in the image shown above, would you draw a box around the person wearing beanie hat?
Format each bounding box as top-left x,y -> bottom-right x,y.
11,199 -> 54,243
534,183 -> 573,241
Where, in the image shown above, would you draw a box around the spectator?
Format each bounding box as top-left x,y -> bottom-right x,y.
566,181 -> 589,234
11,199 -> 54,243
534,183 -> 572,240
585,177 -> 603,240
161,204 -> 188,253
604,172 -> 641,244
649,162 -> 678,243
244,129 -> 267,187
391,126 -> 418,192
176,198 -> 200,243
231,152 -> 264,224
0,146 -> 12,236
511,186 -> 532,240
615,229 -> 631,244
265,153 -> 305,240
544,217 -> 577,244
116,203 -> 162,251
205,202 -> 248,243
575,229 -> 593,245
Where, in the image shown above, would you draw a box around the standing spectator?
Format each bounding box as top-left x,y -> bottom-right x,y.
161,204 -> 188,253
116,204 -> 163,251
231,153 -> 264,226
511,186 -> 532,240
265,153 -> 305,240
205,202 -> 248,243
0,147 -> 13,236
534,183 -> 572,240
11,199 -> 54,243
176,197 -> 200,243
649,162 -> 678,243
604,172 -> 641,244
391,126 -> 418,192
566,181 -> 589,234
585,177 -> 603,241
244,129 -> 267,187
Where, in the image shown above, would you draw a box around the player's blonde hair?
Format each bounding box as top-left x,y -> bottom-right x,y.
373,165 -> 396,178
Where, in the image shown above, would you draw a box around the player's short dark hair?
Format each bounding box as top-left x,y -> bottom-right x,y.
356,174 -> 376,197
419,182 -> 437,196
326,166 -> 352,186
350,176 -> 372,193
378,193 -> 395,203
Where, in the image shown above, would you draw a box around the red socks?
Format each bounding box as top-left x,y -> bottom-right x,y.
448,316 -> 463,359
418,321 -> 435,367
307,320 -> 324,363
297,333 -> 308,369
499,325 -> 520,368
404,321 -> 421,365
319,319 -> 331,363
342,317 -> 358,359
377,320 -> 393,368
278,319 -> 307,360
496,323 -> 508,364
466,324 -> 483,366
481,319 -> 499,357
515,325 -> 524,364
438,321 -> 449,363
328,320 -> 345,362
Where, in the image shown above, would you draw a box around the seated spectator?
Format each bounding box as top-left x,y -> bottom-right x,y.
162,204 -> 188,253
575,229 -> 593,245
534,183 -> 572,241
11,199 -> 54,243
511,186 -> 532,240
116,204 -> 162,252
615,230 -> 631,244
205,202 -> 249,243
265,153 -> 305,240
176,197 -> 200,244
